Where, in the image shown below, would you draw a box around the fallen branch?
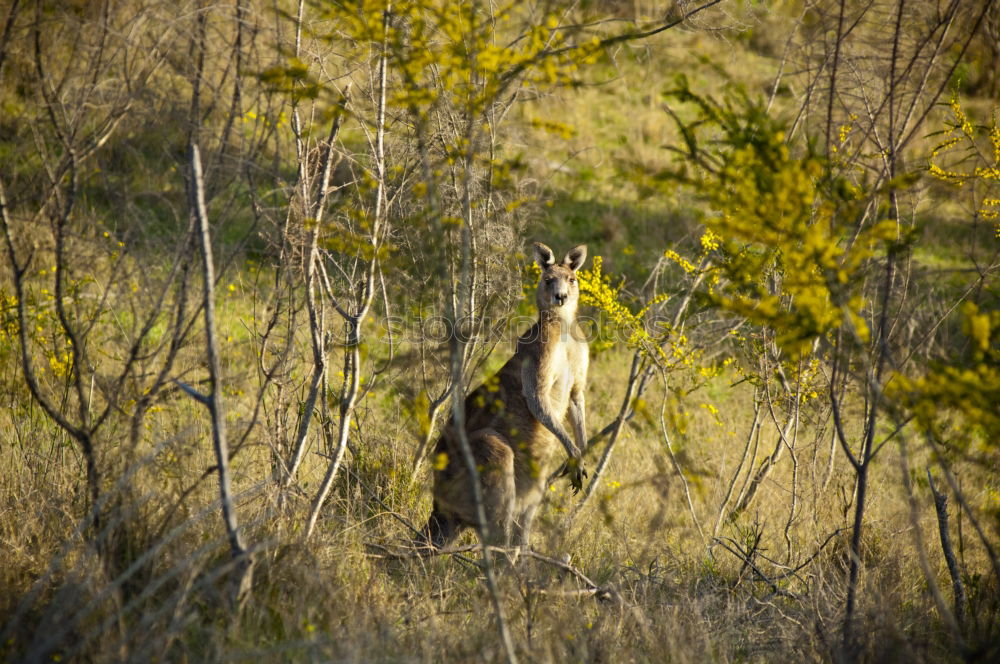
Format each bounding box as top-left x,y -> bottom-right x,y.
517,549 -> 624,605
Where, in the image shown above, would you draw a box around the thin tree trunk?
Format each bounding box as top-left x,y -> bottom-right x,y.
714,397 -> 761,537
928,470 -> 966,631
283,0 -> 320,487
184,143 -> 252,605
843,0 -> 905,648
573,350 -> 642,511
283,3 -> 351,486
303,4 -> 385,541
441,5 -> 517,661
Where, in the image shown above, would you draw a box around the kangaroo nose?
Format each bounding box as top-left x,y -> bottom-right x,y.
554,293 -> 567,306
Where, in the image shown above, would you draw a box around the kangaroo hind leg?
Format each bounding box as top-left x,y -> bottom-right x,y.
430,428 -> 515,548
424,502 -> 460,549
471,429 -> 516,547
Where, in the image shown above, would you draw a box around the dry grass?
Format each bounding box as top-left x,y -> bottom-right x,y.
2,330 -> 997,662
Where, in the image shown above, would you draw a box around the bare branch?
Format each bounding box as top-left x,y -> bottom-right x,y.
187,142 -> 253,605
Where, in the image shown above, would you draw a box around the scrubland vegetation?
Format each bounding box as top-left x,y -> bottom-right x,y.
1,0 -> 998,661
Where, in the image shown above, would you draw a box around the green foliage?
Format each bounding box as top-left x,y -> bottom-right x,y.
308,0 -> 598,135
880,96 -> 1000,455
928,93 -> 1000,236
888,302 -> 1000,450
322,1 -> 597,115
258,58 -> 321,100
656,76 -> 903,357
575,252 -> 729,387
578,255 -> 666,359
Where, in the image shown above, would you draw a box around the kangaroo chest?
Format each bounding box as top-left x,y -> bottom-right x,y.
545,339 -> 577,415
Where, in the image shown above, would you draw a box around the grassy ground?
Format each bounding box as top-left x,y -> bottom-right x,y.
2,323 -> 996,661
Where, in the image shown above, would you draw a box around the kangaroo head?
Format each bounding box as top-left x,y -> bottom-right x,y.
533,242 -> 587,317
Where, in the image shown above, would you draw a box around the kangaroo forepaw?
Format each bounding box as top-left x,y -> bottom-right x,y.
559,457 -> 588,494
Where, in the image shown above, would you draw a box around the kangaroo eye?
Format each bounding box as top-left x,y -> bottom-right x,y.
546,279 -> 554,286
569,278 -> 576,284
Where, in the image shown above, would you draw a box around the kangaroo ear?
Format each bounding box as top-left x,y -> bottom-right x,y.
563,245 -> 587,272
533,242 -> 556,268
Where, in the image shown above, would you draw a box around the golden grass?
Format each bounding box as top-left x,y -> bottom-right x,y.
2,321 -> 996,662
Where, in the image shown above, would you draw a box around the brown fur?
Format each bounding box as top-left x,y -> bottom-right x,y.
426,243 -> 589,548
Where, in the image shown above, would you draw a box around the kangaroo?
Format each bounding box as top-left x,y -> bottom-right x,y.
426,242 -> 589,549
